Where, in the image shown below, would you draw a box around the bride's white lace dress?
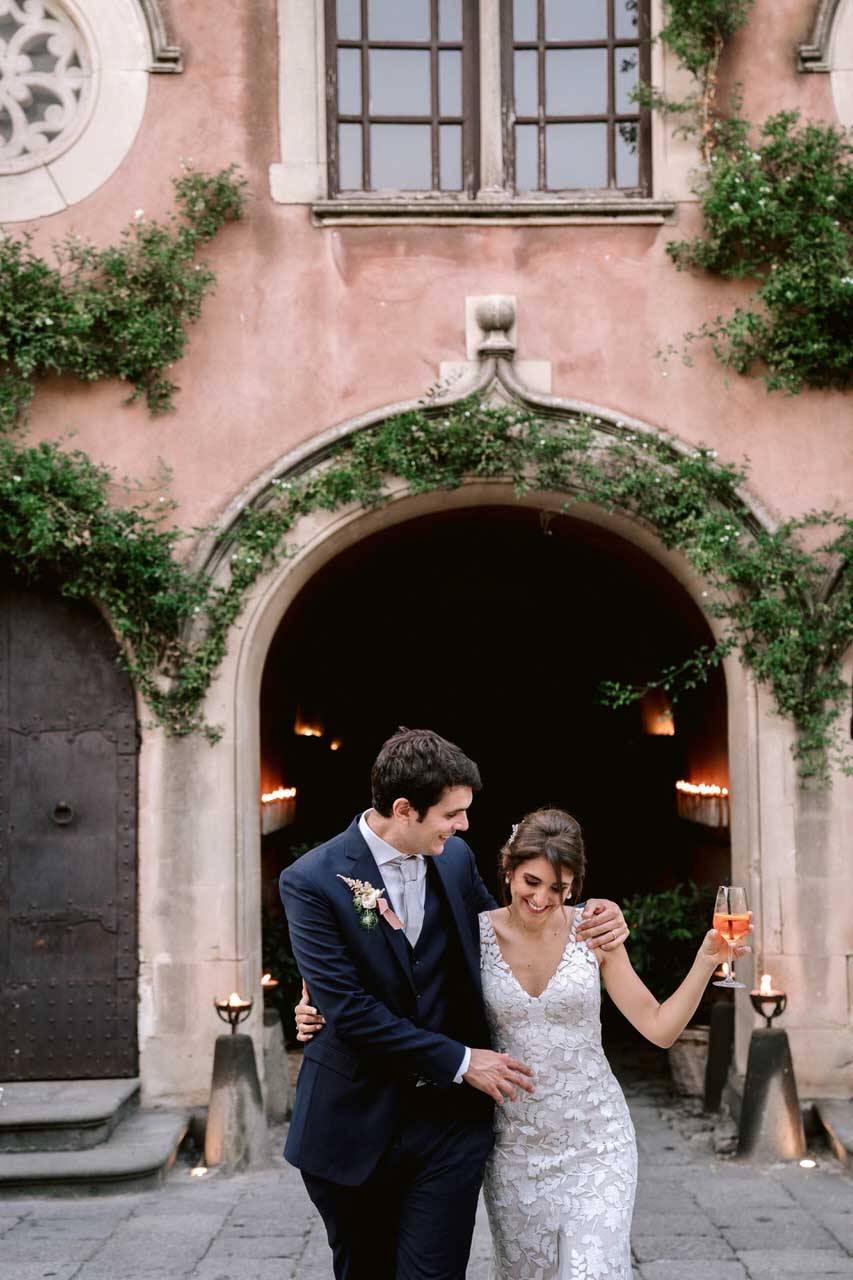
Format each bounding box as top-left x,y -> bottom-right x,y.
479,910 -> 637,1280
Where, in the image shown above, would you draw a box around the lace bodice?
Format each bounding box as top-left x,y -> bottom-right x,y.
479,911 -> 637,1280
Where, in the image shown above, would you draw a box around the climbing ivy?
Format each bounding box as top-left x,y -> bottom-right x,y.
671,112 -> 853,393
2,399 -> 848,781
0,165 -> 246,433
643,0 -> 853,393
636,0 -> 754,158
0,436 -> 207,719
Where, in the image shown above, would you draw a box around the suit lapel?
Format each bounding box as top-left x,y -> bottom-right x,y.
343,824 -> 416,996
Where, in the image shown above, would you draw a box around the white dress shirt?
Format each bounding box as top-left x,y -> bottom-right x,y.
359,811 -> 471,1084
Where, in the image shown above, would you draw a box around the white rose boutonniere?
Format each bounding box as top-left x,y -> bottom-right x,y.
337,874 -> 393,930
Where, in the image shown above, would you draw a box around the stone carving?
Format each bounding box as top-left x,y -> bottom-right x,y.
475,296 -> 517,358
0,0 -> 92,173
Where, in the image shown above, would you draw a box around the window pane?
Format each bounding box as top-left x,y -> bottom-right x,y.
615,49 -> 638,113
515,123 -> 539,190
546,49 -> 607,115
371,123 -> 432,188
339,123 -> 363,188
514,49 -> 538,117
615,0 -> 640,38
440,124 -> 462,188
616,121 -> 639,186
368,0 -> 430,40
545,0 -> 606,41
439,50 -> 462,115
336,0 -> 360,40
338,48 -> 361,116
546,122 -> 607,187
370,49 -> 431,115
439,0 -> 462,41
514,0 -> 538,40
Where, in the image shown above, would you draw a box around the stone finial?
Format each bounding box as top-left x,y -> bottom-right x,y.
474,296 -> 517,358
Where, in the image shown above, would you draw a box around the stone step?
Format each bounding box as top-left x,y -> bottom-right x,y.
0,1078 -> 140,1152
0,1108 -> 189,1197
813,1099 -> 853,1166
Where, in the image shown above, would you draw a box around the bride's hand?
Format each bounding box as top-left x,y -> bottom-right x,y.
701,914 -> 753,965
575,899 -> 630,951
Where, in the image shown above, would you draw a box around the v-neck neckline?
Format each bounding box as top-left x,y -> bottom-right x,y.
485,909 -> 576,1001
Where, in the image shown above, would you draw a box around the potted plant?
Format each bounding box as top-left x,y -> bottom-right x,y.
621,881 -> 715,1095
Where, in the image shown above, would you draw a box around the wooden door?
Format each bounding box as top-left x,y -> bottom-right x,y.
0,580 -> 138,1079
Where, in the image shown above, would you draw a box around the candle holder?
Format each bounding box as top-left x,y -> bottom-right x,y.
738,974 -> 805,1161
260,973 -> 279,1006
214,993 -> 253,1034
750,987 -> 787,1028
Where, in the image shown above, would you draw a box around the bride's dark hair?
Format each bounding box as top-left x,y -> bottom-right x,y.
499,808 -> 586,906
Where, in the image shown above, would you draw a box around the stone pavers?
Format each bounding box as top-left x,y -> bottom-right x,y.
0,1047 -> 849,1280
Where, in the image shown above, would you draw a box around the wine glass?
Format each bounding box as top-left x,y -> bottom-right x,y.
712,885 -> 749,989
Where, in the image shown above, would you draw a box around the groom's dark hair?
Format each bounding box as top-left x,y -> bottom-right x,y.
371,727 -> 481,819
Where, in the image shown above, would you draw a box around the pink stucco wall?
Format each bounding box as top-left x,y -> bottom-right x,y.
17,0 -> 852,537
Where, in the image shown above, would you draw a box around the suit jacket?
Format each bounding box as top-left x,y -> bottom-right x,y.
279,816 -> 497,1185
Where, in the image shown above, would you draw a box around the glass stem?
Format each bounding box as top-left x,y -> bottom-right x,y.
728,942 -> 736,984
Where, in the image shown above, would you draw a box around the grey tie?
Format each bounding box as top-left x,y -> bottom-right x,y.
393,856 -> 424,948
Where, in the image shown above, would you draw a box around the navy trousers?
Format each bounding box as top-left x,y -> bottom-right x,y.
302,1090 -> 494,1280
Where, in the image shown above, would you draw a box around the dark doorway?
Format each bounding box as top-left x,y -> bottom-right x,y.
260,505 -> 729,907
0,580 -> 138,1080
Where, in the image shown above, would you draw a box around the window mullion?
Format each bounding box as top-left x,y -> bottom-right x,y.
607,0 -> 616,188
537,0 -> 546,190
361,0 -> 370,189
431,0 -> 440,189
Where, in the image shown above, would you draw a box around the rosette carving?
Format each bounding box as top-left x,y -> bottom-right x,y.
0,0 -> 91,173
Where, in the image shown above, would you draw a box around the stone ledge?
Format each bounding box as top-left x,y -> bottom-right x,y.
0,1079 -> 140,1153
0,1110 -> 188,1196
310,197 -> 678,226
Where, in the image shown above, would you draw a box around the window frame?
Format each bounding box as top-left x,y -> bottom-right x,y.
323,0 -> 481,197
499,0 -> 652,196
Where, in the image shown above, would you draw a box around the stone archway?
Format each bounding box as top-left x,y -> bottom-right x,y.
138,328 -> 814,1105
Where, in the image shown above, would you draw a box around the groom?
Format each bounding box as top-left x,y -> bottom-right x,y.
279,727 -> 628,1280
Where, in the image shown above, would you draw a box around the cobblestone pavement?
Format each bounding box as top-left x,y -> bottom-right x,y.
0,1048 -> 850,1280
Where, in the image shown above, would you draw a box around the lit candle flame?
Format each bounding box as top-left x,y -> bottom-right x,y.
675,780 -> 729,796
227,991 -> 249,1008
330,739 -> 342,751
759,974 -> 774,996
190,1166 -> 208,1178
294,712 -> 323,738
261,786 -> 296,804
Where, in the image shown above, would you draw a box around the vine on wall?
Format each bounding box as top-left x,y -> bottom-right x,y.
2,399 -> 850,782
649,0 -> 853,393
0,166 -> 246,433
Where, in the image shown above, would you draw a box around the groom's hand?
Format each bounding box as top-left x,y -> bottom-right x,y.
463,1049 -> 534,1105
294,981 -> 325,1043
576,899 -> 629,952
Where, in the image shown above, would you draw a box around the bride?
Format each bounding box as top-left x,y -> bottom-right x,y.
482,806 -> 750,1280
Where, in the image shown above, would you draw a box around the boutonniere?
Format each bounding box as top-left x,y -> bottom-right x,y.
336,875 -> 403,932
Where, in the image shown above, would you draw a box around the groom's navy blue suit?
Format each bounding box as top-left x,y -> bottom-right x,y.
279,816 -> 498,1280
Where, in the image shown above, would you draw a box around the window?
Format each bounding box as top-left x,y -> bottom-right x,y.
293,0 -> 662,214
503,0 -> 650,193
0,0 -> 93,175
325,0 -> 480,194
0,0 -> 169,223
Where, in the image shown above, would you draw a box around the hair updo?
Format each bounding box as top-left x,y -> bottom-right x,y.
500,808 -> 586,906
